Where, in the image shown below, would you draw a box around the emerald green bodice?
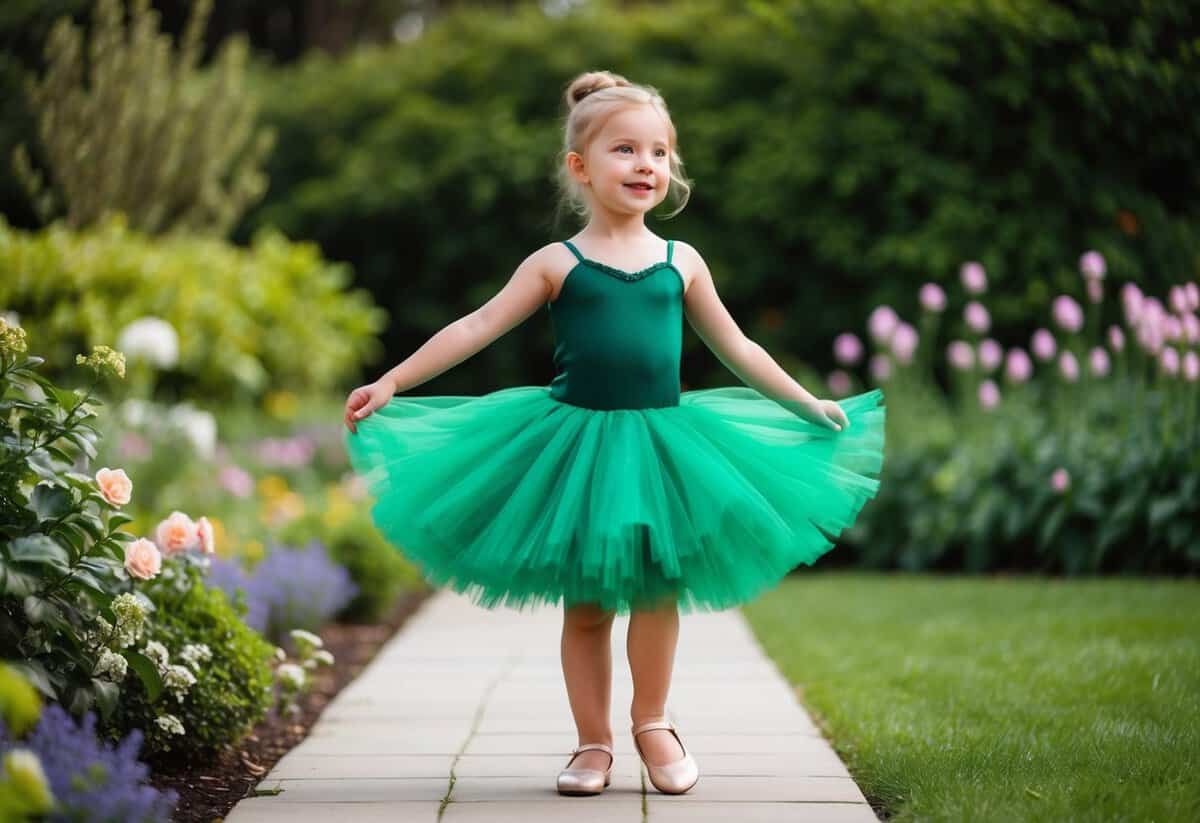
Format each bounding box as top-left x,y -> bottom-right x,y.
547,239 -> 684,410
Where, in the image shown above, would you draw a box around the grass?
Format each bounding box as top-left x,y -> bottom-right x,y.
740,571 -> 1200,823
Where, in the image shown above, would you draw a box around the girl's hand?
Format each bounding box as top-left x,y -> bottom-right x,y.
781,397 -> 850,432
344,380 -> 394,433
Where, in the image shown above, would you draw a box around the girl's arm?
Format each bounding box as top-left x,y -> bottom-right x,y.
376,245 -> 557,393
678,241 -> 849,430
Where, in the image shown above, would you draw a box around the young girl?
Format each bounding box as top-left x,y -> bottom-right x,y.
342,70 -> 886,798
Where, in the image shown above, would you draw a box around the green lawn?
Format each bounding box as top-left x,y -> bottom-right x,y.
740,572 -> 1200,823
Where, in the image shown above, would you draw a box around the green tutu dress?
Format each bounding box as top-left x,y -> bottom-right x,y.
344,239 -> 886,615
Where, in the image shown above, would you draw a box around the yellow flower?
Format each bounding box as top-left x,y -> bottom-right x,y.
257,474 -> 289,500
264,390 -> 298,420
243,539 -> 265,565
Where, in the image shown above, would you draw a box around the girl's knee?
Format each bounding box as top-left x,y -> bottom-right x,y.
564,601 -> 616,629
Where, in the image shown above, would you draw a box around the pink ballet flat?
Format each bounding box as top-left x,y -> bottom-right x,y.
632,717 -> 700,794
556,741 -> 614,796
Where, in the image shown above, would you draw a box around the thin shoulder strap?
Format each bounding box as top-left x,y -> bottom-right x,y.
667,239 -> 674,264
562,240 -> 585,263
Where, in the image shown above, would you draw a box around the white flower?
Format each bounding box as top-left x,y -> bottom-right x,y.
94,648 -> 128,682
179,643 -> 213,670
116,317 -> 179,369
164,663 -> 198,701
289,629 -> 323,653
154,713 -> 186,735
111,593 -> 149,648
166,402 -> 218,460
274,646 -> 288,662
143,640 -> 170,669
277,663 -> 306,689
311,649 -> 334,666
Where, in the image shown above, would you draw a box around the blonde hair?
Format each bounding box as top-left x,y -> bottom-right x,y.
555,70 -> 692,225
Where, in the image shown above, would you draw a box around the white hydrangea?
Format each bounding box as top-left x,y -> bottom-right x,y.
142,640 -> 170,669
276,663 -> 306,689
93,648 -> 128,682
289,629 -> 323,652
164,664 -> 197,702
178,643 -> 212,671
111,593 -> 149,648
117,317 -> 179,369
154,713 -> 185,735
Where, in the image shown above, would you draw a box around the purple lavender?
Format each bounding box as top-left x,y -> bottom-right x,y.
0,703 -> 177,822
204,540 -> 357,644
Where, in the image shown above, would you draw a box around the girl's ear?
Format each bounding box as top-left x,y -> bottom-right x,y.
566,151 -> 589,185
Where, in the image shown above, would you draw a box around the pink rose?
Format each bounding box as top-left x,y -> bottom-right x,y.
124,537 -> 162,580
155,510 -> 199,554
94,467 -> 132,507
196,516 -> 216,555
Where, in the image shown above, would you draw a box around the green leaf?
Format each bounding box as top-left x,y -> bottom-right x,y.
8,534 -> 70,570
91,678 -> 121,722
6,660 -> 56,699
0,559 -> 38,598
22,595 -> 60,625
31,483 -> 73,520
1149,497 -> 1183,529
107,511 -> 134,529
1038,504 -> 1069,550
124,650 -> 164,702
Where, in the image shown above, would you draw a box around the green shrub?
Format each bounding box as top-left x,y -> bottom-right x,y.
241,0 -> 1200,391
0,214 -> 386,400
97,557 -> 276,763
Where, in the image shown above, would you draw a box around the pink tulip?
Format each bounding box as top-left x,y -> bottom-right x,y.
1088,346 -> 1110,377
978,379 -> 1000,410
978,339 -> 1003,373
1079,250 -> 1106,279
960,261 -> 987,295
1058,351 -> 1079,382
1004,348 -> 1032,383
1183,351 -> 1199,382
1107,325 -> 1125,352
1052,295 -> 1084,334
833,332 -> 864,366
1160,346 -> 1180,375
1086,278 -> 1103,305
827,369 -> 852,397
1183,313 -> 1200,344
1187,282 -> 1200,311
1169,286 -> 1190,316
1050,468 -> 1070,493
1138,321 -> 1164,355
1031,328 -> 1056,361
947,340 -> 974,371
1163,315 -> 1183,342
869,353 -> 892,382
1122,283 -> 1144,327
964,301 -> 990,334
890,322 -> 919,365
868,306 -> 900,345
919,282 -> 946,313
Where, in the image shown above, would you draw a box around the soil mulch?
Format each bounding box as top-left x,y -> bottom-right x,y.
147,587 -> 435,822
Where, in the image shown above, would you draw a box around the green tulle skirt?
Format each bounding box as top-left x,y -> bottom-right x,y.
343,385 -> 886,615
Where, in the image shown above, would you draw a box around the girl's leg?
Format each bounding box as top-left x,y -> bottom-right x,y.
561,602 -> 616,771
627,595 -> 686,765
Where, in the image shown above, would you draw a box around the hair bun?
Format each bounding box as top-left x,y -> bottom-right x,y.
564,70 -> 631,110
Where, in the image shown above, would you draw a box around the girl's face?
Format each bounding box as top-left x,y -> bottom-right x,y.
570,104 -> 672,216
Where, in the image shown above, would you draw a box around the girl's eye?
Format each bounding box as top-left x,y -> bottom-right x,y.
617,145 -> 668,157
